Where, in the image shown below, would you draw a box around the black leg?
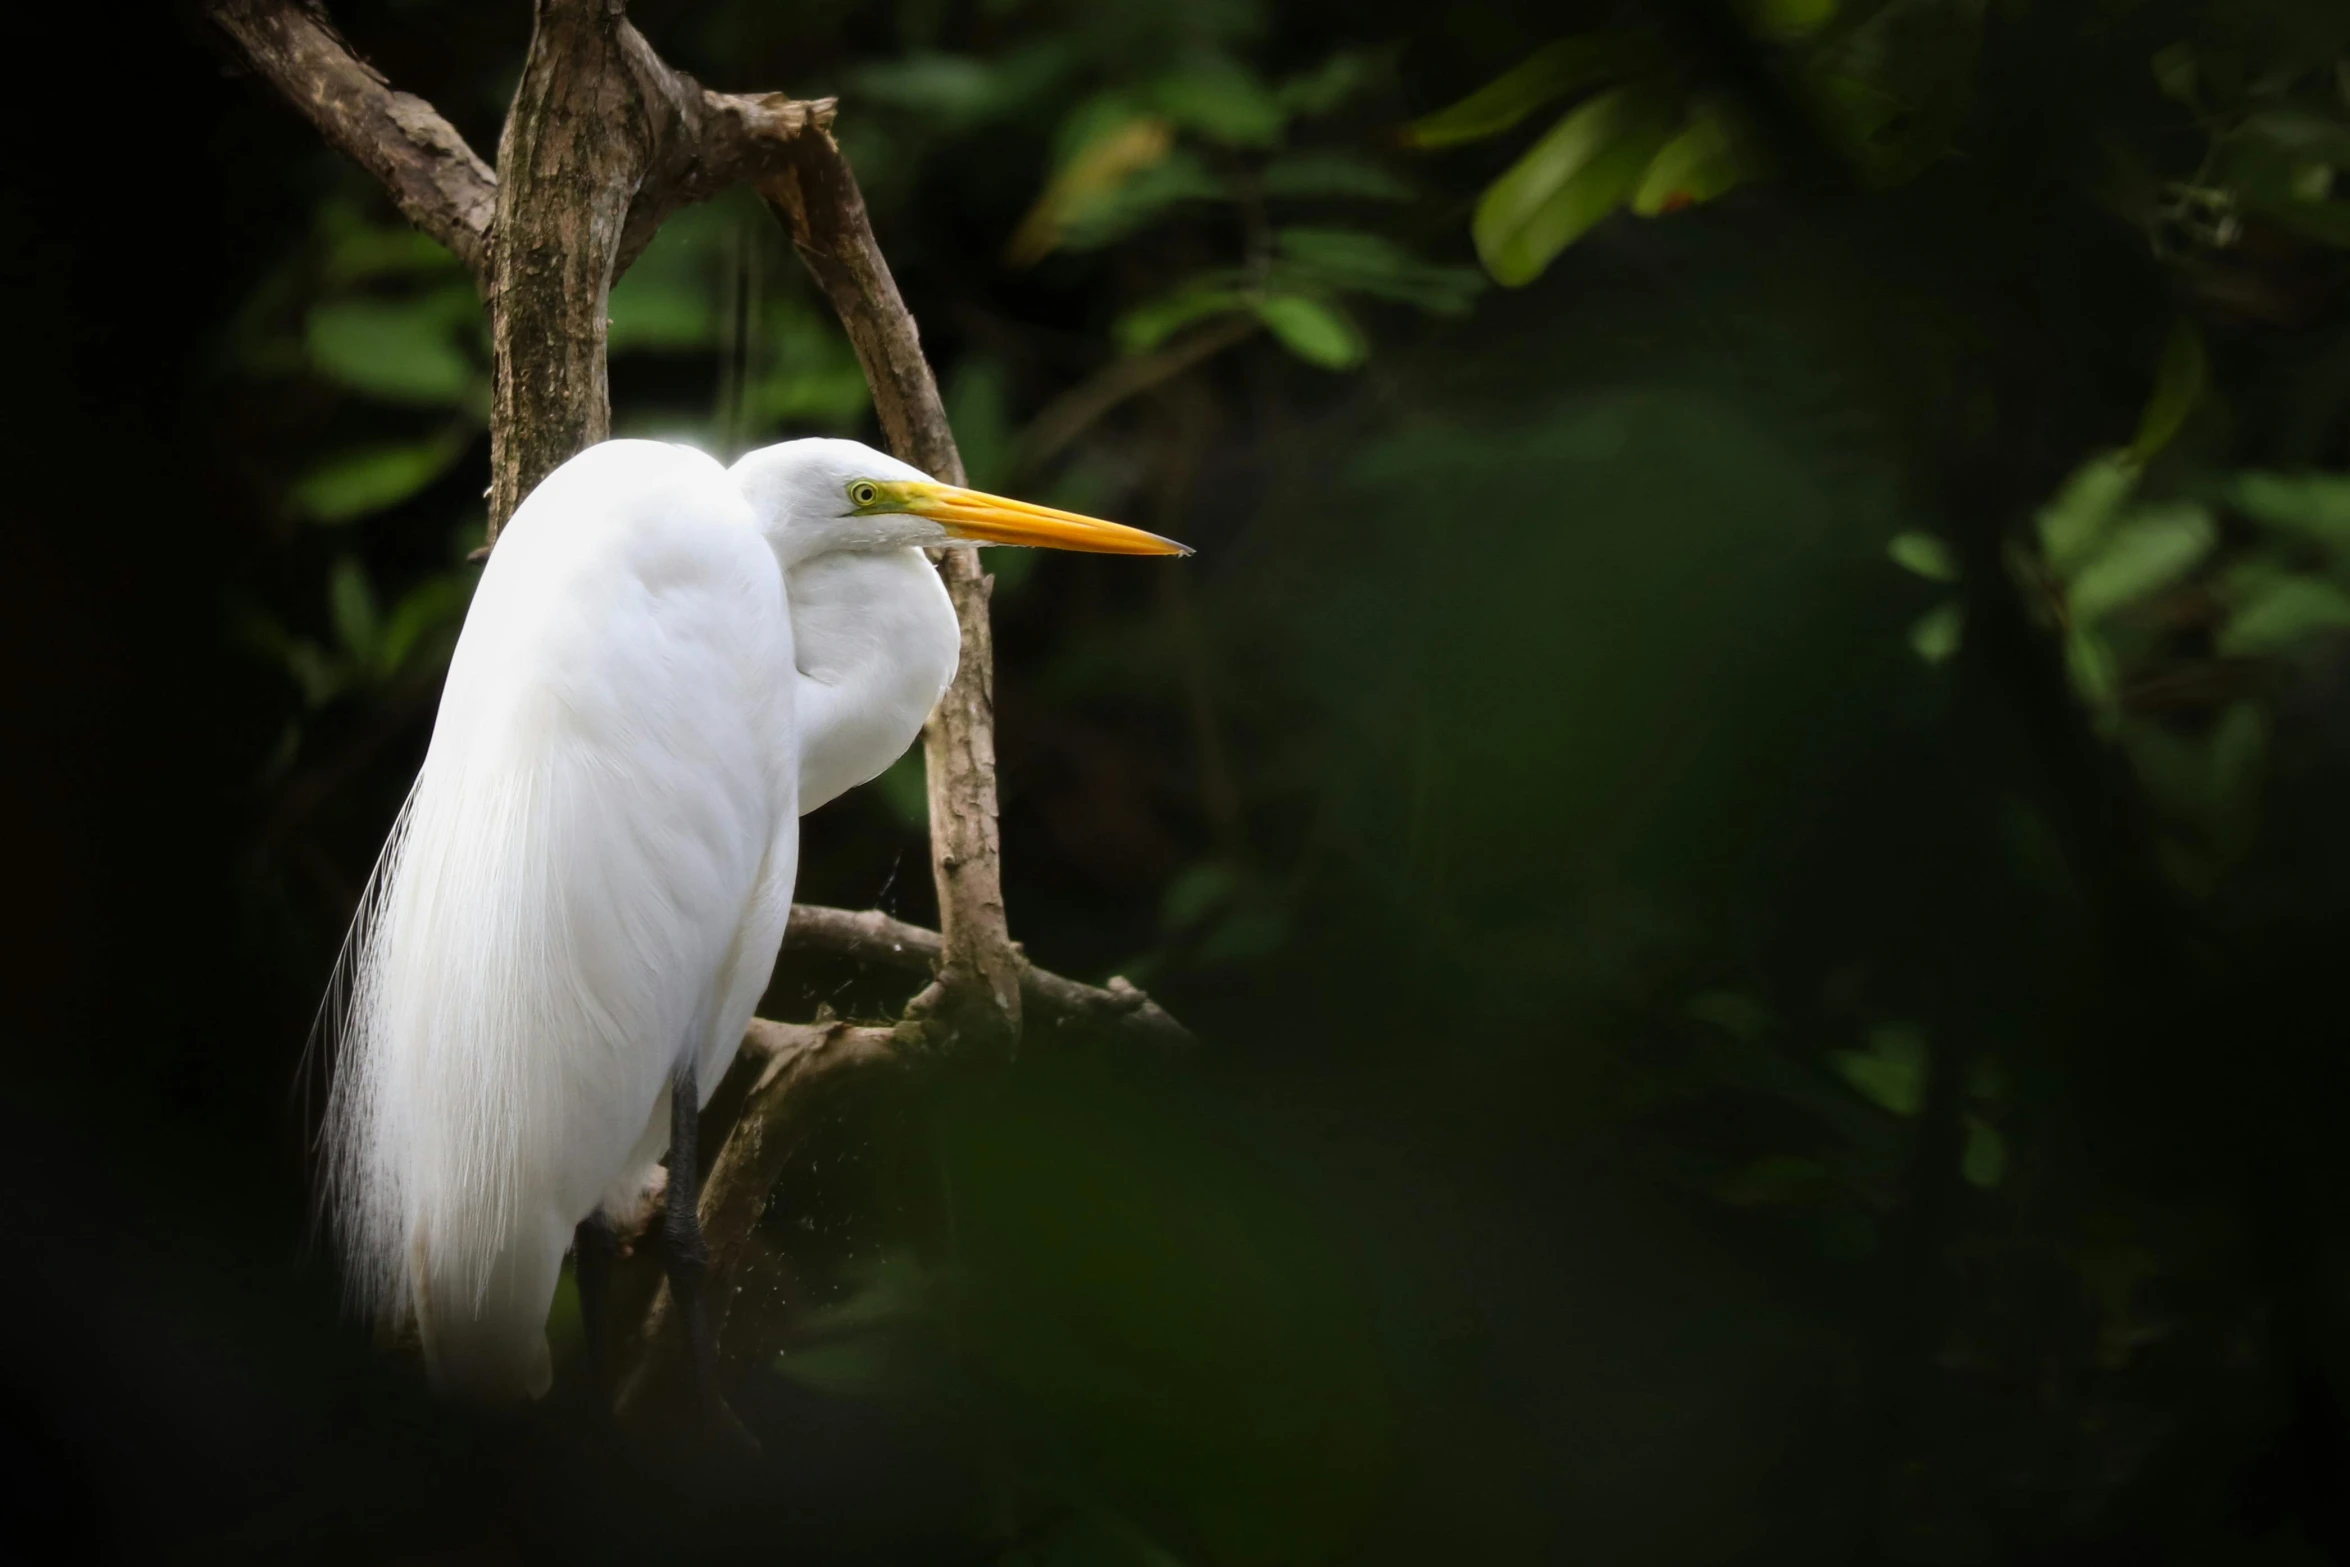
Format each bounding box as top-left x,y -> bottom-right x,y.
664,1059 -> 754,1449
665,1058 -> 720,1397
573,1211 -> 618,1416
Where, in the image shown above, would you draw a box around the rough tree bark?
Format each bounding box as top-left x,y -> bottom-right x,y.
760,137 -> 1023,1053
483,2 -> 834,534
208,0 -> 496,279
483,0 -> 644,532
203,0 -> 1186,1404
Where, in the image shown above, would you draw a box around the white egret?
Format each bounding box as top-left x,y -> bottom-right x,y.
323,437 -> 1186,1406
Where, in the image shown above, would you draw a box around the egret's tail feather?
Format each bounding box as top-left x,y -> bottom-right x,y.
411,1214 -> 561,1402
321,762 -> 644,1401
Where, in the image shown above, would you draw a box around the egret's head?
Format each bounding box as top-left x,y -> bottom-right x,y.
731,437 -> 1189,566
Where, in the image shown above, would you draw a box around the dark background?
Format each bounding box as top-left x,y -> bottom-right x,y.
7,1 -> 2350,1561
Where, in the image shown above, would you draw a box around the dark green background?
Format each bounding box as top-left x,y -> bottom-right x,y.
7,1 -> 2350,1561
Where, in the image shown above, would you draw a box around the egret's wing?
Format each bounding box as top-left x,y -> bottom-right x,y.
326,442 -> 796,1400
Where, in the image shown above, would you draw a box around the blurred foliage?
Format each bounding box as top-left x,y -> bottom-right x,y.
1412,0 -> 2350,289
1404,1 -> 1990,283
196,0 -> 2350,1560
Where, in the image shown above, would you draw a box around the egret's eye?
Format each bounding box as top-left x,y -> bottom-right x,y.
847,480 -> 881,508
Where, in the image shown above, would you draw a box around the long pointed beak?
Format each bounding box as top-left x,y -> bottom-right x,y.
906,483 -> 1192,556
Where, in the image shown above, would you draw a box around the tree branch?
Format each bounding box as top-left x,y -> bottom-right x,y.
759,137 -> 1025,1053
1015,314 -> 1259,477
480,4 -> 833,536
617,1016 -> 905,1415
608,21 -> 836,280
784,903 -> 1193,1051
204,0 -> 495,282
481,0 -> 648,535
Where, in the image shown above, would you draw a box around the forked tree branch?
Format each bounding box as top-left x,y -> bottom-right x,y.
784,904 -> 1191,1051
204,0 -> 838,303
483,1 -> 837,534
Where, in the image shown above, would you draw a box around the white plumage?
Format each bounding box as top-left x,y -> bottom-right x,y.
321,436 -> 1183,1401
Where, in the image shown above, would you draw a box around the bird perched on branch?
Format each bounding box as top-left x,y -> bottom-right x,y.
320,437 -> 1187,1407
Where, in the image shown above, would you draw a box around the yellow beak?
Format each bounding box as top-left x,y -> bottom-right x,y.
904,482 -> 1191,556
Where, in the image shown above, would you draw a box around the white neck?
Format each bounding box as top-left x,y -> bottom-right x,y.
779,544 -> 960,814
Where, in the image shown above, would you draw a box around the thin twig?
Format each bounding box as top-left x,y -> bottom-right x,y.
1016,315 -> 1260,477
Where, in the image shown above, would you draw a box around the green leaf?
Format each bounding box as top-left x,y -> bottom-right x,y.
1809,0 -> 1981,186
1403,35 -> 1658,149
1054,150 -> 1224,252
2230,471 -> 2350,550
1278,52 -> 1380,118
306,297 -> 477,405
1274,226 -> 1484,313
1116,277 -> 1251,353
1630,109 -> 1745,215
2037,453 -> 2139,577
1808,72 -> 1908,167
946,357 -> 1016,492
1253,295 -> 1367,369
797,1252 -> 935,1335
744,291 -> 872,431
2150,43 -> 2198,108
2219,574 -> 2350,655
328,557 -> 380,662
2210,700 -> 2269,828
1909,600 -> 1964,664
773,1336 -> 922,1401
284,639 -> 343,709
1834,1023 -> 1928,1116
607,271 -> 719,351
1259,152 -> 1412,202
848,46 -> 1076,129
1961,1115 -> 2006,1189
289,435 -> 468,523
1149,58 -> 1284,147
1745,0 -> 1838,38
2066,625 -> 2120,716
2233,106 -> 2350,176
2124,720 -> 2207,820
2065,503 -> 2216,623
378,572 -> 476,677
320,204 -> 465,288
1006,111 -> 1188,264
1887,531 -> 1957,582
2128,319 -> 2206,465
1471,84 -> 1683,286
1163,862 -> 1239,930
850,51 -> 1001,114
